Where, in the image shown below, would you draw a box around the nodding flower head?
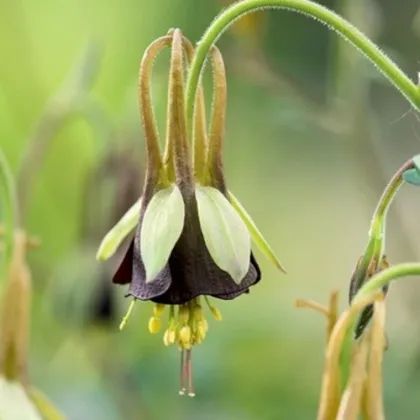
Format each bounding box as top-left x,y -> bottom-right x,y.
97,28 -> 285,396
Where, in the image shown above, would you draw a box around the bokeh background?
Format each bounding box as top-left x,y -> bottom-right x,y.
2,0 -> 420,418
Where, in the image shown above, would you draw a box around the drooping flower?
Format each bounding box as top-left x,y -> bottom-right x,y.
97,28 -> 285,396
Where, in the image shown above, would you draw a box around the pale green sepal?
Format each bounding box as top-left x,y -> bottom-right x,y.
403,168 -> 420,186
195,185 -> 250,284
28,388 -> 66,420
141,185 -> 185,283
228,191 -> 287,274
96,198 -> 142,261
0,377 -> 43,420
413,154 -> 420,171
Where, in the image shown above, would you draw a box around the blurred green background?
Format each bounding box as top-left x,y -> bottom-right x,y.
2,0 -> 420,418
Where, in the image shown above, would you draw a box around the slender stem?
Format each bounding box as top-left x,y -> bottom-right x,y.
355,158 -> 414,291
355,263 -> 420,302
0,149 -> 19,277
368,159 -> 414,239
185,0 -> 419,134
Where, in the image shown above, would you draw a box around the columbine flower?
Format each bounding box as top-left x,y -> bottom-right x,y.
97,28 -> 285,396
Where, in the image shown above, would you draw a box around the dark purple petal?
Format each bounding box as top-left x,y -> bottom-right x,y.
149,196 -> 260,305
127,225 -> 172,300
212,252 -> 260,300
113,240 -> 134,285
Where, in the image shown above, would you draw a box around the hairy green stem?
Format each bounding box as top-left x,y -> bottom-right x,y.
0,149 -> 19,278
356,158 -> 414,292
185,0 -> 419,134
342,159 -> 414,383
355,263 -> 420,300
368,159 -> 414,240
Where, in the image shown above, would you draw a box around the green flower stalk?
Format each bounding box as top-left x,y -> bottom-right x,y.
97,29 -> 284,396
348,158 -> 415,339
185,0 -> 420,135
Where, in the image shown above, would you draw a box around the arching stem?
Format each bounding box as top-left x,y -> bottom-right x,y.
185,0 -> 419,135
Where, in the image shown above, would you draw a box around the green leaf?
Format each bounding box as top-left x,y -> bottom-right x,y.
141,185 -> 185,283
96,199 -> 142,261
0,377 -> 43,420
403,168 -> 420,186
195,186 -> 250,284
28,388 -> 66,420
228,191 -> 287,273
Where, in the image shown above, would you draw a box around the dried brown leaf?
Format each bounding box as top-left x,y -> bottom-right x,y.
336,340 -> 369,420
0,231 -> 31,385
317,291 -> 382,420
363,299 -> 386,420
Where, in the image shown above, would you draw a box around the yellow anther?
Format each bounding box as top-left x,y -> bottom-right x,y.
148,316 -> 161,334
163,329 -> 176,346
209,306 -> 222,321
193,334 -> 203,345
201,319 -> 209,333
197,321 -> 207,340
119,299 -> 136,331
179,325 -> 192,346
153,303 -> 165,317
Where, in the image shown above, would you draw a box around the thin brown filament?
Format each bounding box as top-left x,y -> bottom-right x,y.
294,299 -> 330,317
179,349 -> 186,395
294,290 -> 340,344
327,290 -> 340,343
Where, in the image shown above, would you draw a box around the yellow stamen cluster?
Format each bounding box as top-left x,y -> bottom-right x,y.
146,297 -> 222,349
